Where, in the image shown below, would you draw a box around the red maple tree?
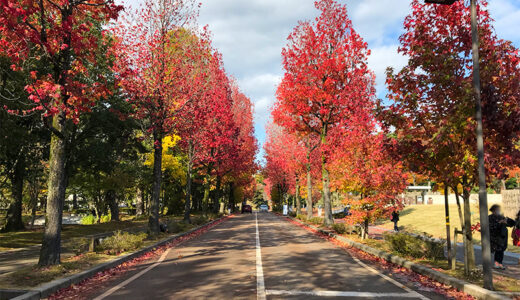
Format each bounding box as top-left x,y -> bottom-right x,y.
273,0 -> 375,225
380,0 -> 520,268
0,0 -> 122,265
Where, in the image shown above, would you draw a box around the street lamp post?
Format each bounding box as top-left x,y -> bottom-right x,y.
424,0 -> 493,290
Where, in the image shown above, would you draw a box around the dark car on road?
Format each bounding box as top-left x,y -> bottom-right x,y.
242,204 -> 252,214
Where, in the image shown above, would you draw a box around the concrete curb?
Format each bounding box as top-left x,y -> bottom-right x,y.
11,217 -> 228,300
285,216 -> 511,300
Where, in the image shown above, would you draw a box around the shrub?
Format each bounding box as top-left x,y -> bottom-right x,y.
67,237 -> 90,255
384,232 -> 445,260
97,231 -> 147,255
296,214 -> 307,221
168,221 -> 188,233
288,211 -> 297,217
308,217 -> 323,225
192,215 -> 209,226
332,223 -> 346,234
99,214 -> 111,223
80,215 -> 97,225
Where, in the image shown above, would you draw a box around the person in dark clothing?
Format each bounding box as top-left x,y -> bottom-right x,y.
391,210 -> 400,232
489,204 -> 515,269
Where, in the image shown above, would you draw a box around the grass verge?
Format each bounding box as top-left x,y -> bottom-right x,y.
377,204 -> 520,253
0,213 -> 219,289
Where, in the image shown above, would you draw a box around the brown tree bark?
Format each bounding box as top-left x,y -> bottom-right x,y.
136,187 -> 143,216
3,158 -> 25,232
148,130 -> 162,234
202,174 -> 211,216
39,115 -> 67,266
106,189 -> 119,221
228,182 -> 235,213
72,193 -> 78,210
213,175 -> 221,214
306,162 -> 313,219
322,159 -> 333,225
183,142 -> 193,223
295,179 -> 301,215
462,177 -> 476,270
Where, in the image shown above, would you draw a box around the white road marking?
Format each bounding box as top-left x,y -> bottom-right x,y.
266,289 -> 422,298
348,254 -> 429,300
93,247 -> 172,300
255,212 -> 267,300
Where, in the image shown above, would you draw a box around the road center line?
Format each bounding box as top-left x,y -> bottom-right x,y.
93,247 -> 172,300
255,212 -> 267,300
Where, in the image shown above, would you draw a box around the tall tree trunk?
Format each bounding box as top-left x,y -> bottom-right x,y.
362,218 -> 369,240
136,187 -> 143,216
295,178 -> 301,215
306,162 -> 313,219
183,142 -> 193,223
3,159 -> 25,232
72,193 -> 78,210
39,117 -> 67,266
229,182 -> 235,213
106,189 -> 119,221
462,177 -> 475,270
29,180 -> 39,229
214,175 -> 221,214
320,131 -> 333,226
321,155 -> 333,225
149,130 -> 162,235
202,173 -> 211,216
30,200 -> 37,229
454,188 -> 464,229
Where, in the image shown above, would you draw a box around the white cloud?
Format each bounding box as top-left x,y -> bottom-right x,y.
488,0 -> 520,42
367,45 -> 408,98
346,0 -> 410,46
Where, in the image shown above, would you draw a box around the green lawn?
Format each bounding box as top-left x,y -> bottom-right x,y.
0,213 -> 212,250
0,218 -> 147,250
378,204 -> 520,253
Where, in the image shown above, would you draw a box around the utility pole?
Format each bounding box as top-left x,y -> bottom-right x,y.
470,0 -> 493,290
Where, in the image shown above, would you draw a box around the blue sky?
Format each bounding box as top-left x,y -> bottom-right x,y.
121,0 -> 520,162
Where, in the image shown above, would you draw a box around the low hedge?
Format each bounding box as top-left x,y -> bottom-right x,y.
384,232 -> 445,260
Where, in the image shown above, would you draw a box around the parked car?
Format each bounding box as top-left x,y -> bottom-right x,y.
242,205 -> 252,214
259,204 -> 268,212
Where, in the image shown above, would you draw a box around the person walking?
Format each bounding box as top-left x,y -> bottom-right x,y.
513,210 -> 520,247
489,204 -> 515,269
391,210 -> 400,232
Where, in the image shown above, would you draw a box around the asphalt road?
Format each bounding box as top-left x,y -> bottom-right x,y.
88,213 -> 445,300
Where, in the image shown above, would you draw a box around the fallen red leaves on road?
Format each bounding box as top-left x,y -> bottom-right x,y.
49,215 -> 233,300
284,216 -> 475,300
